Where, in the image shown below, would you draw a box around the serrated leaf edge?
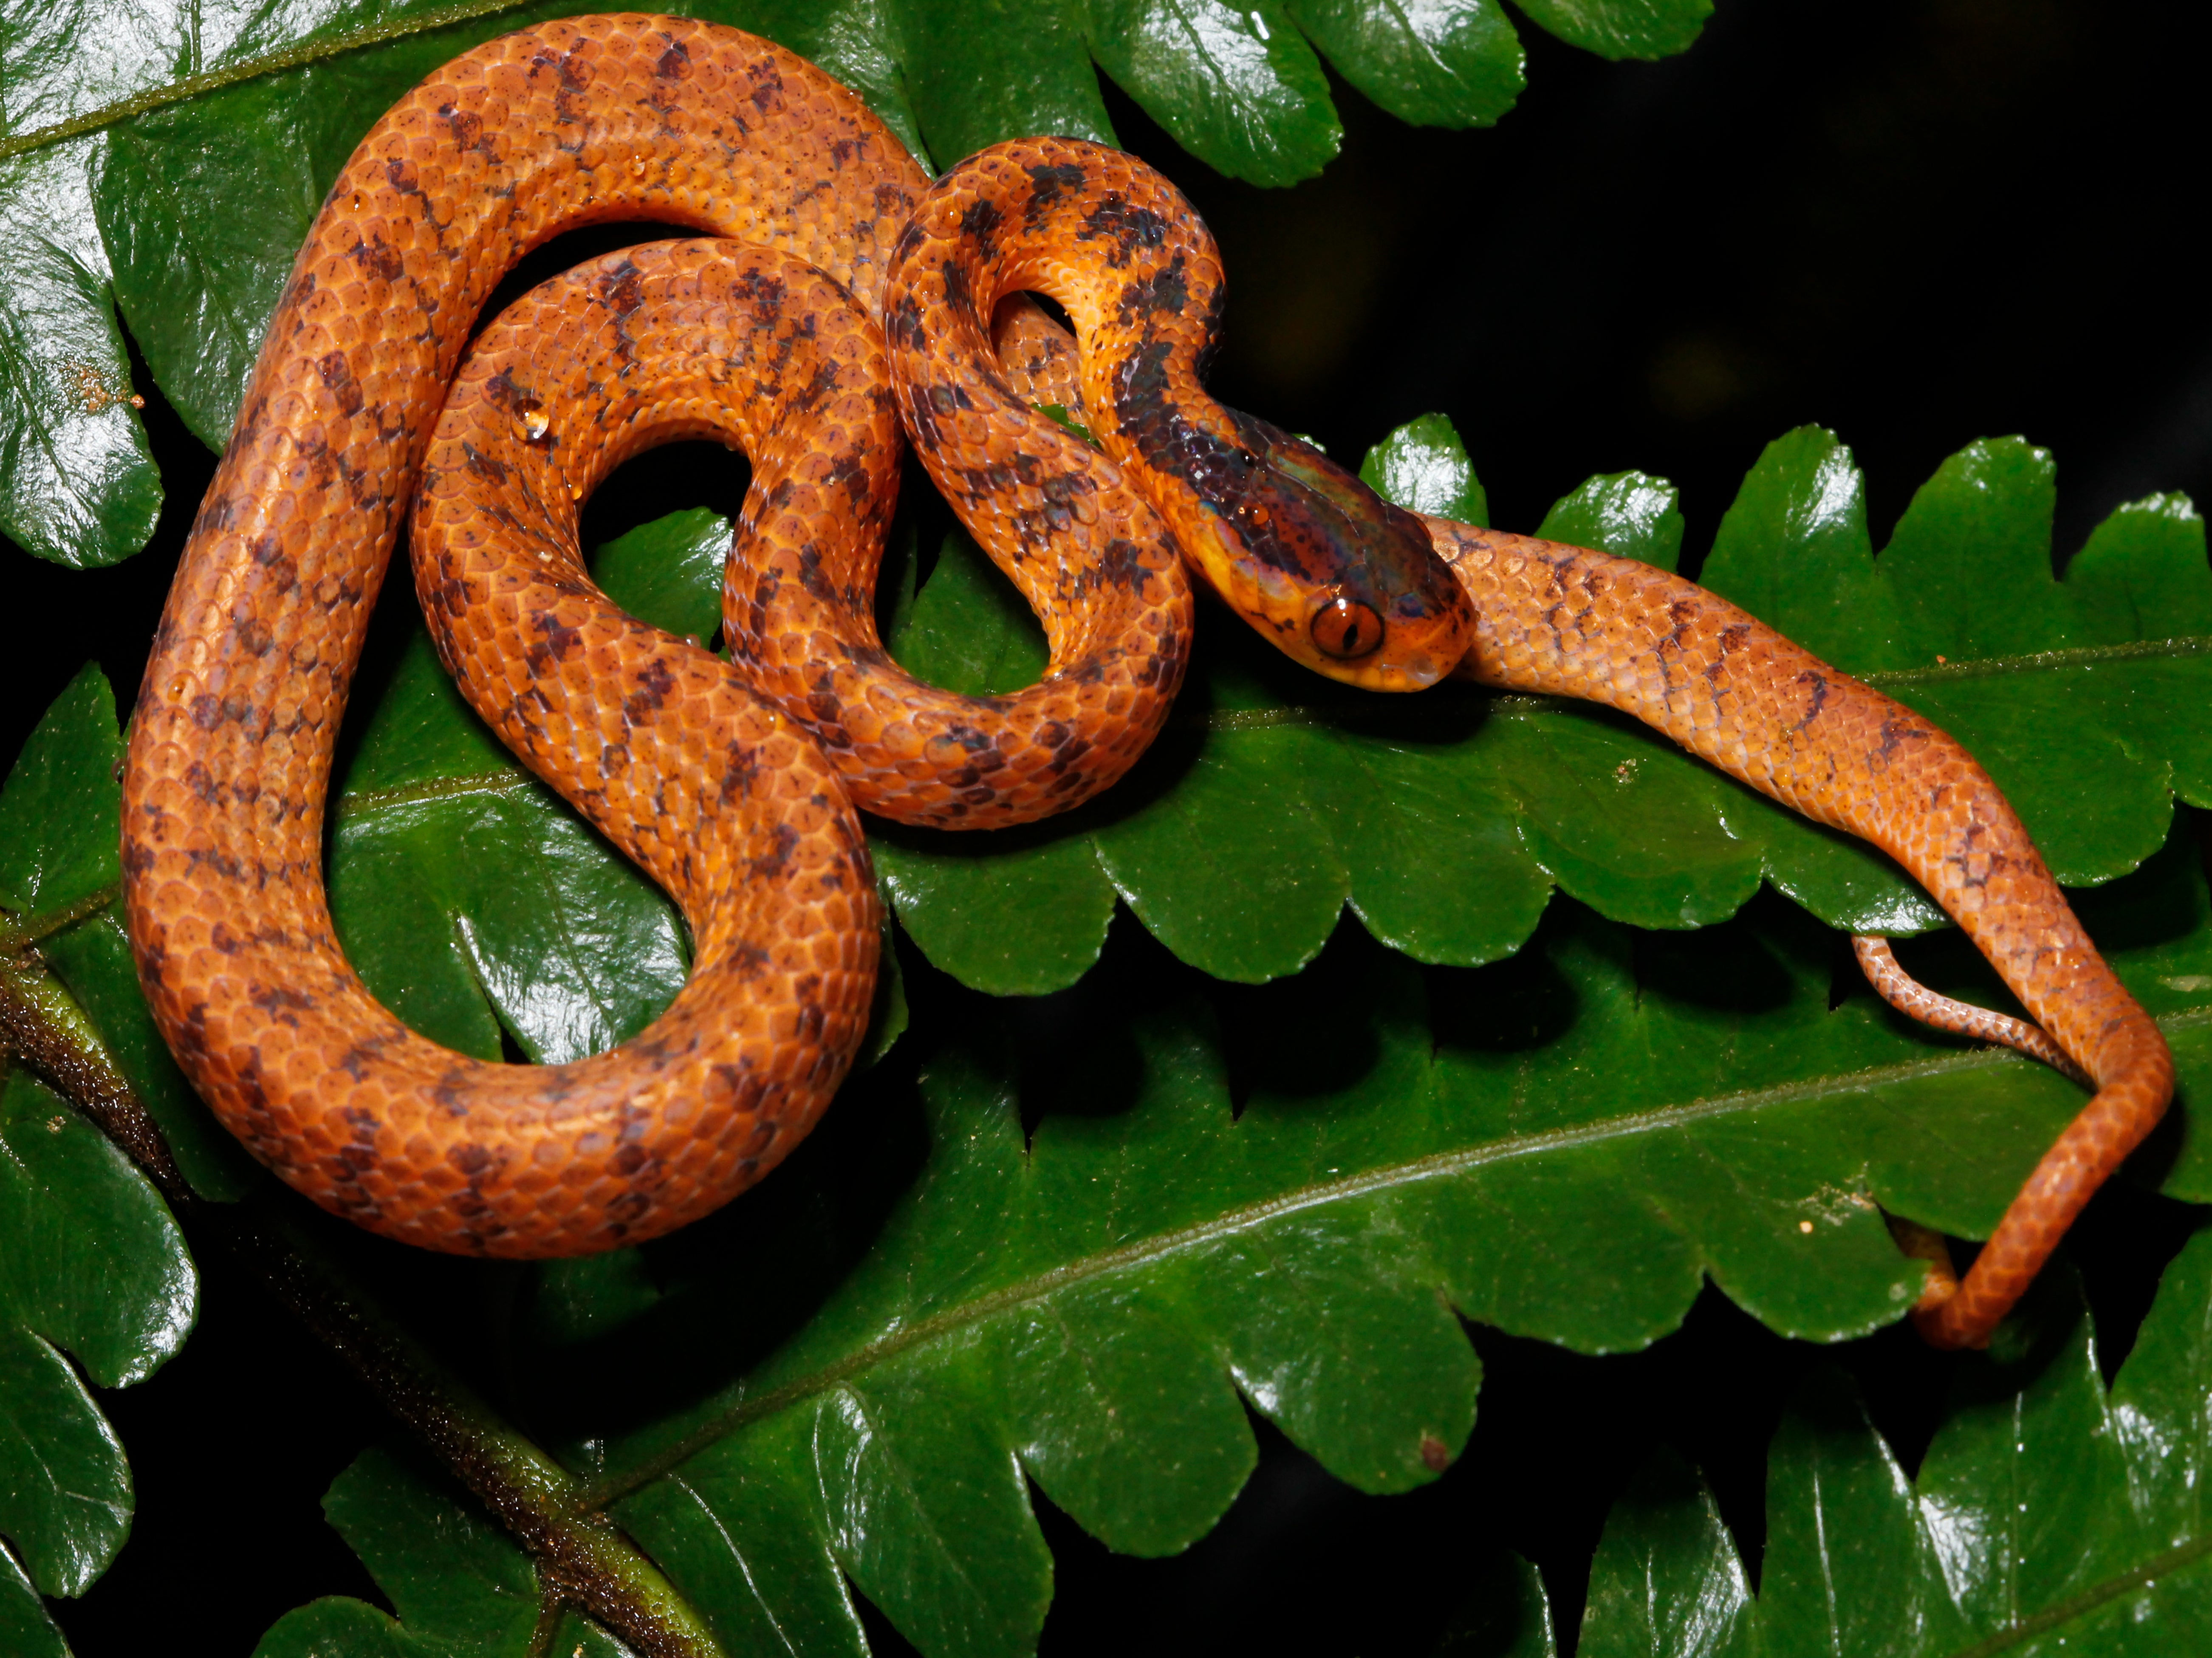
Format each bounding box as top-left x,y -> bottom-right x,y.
579,1010 -> 2212,1510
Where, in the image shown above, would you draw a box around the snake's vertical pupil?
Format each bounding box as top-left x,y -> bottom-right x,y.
1311,596 -> 1383,659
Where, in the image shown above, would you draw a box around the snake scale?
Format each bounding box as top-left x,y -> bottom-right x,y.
118,14 -> 2172,1350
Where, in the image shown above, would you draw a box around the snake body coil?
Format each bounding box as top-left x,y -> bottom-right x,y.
122,15 -> 2171,1347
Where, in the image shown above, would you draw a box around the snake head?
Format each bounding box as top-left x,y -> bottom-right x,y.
1182,410 -> 1475,690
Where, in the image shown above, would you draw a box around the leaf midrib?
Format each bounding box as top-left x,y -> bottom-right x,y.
581,1004 -> 2212,1508
1190,633 -> 2212,734
1944,1524 -> 2212,1657
333,768 -> 537,819
0,0 -> 534,164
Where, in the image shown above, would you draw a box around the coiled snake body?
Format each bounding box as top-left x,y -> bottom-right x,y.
120,14 -> 2172,1349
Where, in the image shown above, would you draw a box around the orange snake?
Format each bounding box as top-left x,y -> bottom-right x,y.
118,14 -> 2172,1350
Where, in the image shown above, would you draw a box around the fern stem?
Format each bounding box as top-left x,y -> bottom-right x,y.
0,0 -> 534,163
0,951 -> 727,1658
0,881 -> 121,952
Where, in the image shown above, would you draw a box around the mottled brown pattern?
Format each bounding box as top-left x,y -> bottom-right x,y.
1431,522 -> 2173,1347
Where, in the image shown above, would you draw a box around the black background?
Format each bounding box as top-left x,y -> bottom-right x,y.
15,0 -> 2212,1651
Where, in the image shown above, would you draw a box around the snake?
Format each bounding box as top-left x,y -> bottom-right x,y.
117,14 -> 2172,1351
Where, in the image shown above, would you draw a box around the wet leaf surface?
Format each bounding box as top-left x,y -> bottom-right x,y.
1573,1222 -> 2212,1655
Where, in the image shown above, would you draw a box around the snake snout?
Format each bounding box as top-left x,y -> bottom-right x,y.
1210,411 -> 1475,691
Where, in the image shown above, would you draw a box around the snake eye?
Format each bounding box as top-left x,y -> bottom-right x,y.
1310,596 -> 1384,660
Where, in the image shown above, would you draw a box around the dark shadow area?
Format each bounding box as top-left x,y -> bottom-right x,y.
1097,0 -> 2212,567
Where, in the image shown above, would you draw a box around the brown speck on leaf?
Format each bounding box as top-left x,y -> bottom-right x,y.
62,359 -> 136,415
1419,1433 -> 1451,1473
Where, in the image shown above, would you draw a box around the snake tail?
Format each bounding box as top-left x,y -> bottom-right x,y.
1852,935 -> 2091,1085
1429,522 -> 2175,1350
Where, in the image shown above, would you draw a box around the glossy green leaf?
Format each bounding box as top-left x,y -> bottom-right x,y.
1510,0 -> 1712,63
1703,428 -> 2212,890
590,506 -> 730,648
0,664 -> 251,1196
1534,468 -> 1684,573
1085,0 -> 1341,187
0,143 -> 161,566
1287,0 -> 1525,129
890,525 -> 1052,698
331,627 -> 691,1066
881,422 -> 2212,993
0,661 -> 120,918
1578,1447 -> 1751,1657
325,510 -> 908,1072
0,1070 -> 195,1599
334,823 -> 2210,1658
1359,410 -> 1491,526
900,0 -> 1116,167
0,1545 -> 69,1658
328,509 -> 718,1065
1435,1553 -> 1558,1657
1573,1223 -> 2212,1655
251,1445 -> 633,1658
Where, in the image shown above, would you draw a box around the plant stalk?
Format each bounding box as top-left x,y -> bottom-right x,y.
0,942 -> 728,1658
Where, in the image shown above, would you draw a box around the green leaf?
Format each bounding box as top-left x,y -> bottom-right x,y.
882,421 -> 2212,993
1359,410 -> 1491,526
1434,1553 -> 1558,1657
889,525 -> 1052,698
1703,428 -> 2210,890
1284,0 -> 1526,130
330,627 -> 692,1068
900,0 -> 1117,167
1577,1446 -> 1749,1657
874,815 -> 1118,997
590,507 -> 730,647
1085,0 -> 1342,187
325,506 -> 925,1070
0,1070 -> 195,1599
1572,1223 -> 2212,1654
1533,469 -> 1684,573
251,1445 -> 633,1658
0,665 -> 252,1196
614,1405 -> 870,1658
0,1545 -> 69,1658
1509,0 -> 1712,63
0,661 -> 121,918
0,143 -> 161,566
387,828 -> 2209,1656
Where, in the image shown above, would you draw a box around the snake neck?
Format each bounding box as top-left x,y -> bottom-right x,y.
885,135 -> 1474,691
